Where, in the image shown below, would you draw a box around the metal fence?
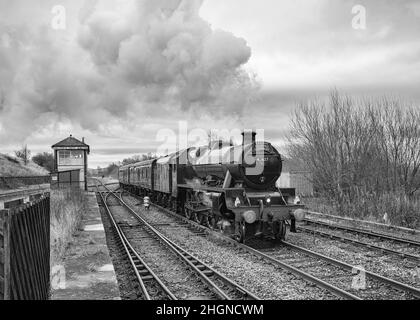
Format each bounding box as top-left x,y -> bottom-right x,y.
0,194 -> 50,300
0,176 -> 50,190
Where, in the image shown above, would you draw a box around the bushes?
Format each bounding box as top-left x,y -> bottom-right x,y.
0,153 -> 49,178
288,91 -> 420,228
305,192 -> 420,229
50,188 -> 89,266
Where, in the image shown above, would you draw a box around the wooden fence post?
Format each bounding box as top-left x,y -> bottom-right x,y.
0,209 -> 11,300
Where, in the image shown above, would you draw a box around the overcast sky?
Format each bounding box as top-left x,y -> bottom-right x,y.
1,0 -> 419,168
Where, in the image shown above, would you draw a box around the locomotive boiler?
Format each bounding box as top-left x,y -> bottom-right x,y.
119,130 -> 305,243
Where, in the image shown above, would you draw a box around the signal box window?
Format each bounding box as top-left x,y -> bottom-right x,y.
59,150 -> 84,165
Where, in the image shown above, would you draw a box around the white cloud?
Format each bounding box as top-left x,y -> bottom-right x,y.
0,0 -> 257,148
1,0 -> 420,167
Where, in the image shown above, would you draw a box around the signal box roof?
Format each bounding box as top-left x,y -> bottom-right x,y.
52,135 -> 90,153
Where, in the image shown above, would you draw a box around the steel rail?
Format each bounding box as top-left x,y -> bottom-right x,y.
298,225 -> 420,262
96,183 -> 177,300
124,191 -> 362,300
303,219 -> 420,247
112,190 -> 260,300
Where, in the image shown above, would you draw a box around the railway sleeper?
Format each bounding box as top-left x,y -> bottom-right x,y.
203,270 -> 214,277
141,275 -> 155,282
138,270 -> 150,276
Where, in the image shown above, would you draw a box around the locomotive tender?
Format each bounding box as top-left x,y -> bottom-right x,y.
119,130 -> 305,242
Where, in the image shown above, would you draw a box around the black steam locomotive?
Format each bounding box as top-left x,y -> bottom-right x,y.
119,131 -> 305,242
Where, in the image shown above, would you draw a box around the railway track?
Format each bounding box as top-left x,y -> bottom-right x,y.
269,241 -> 419,300
305,211 -> 420,236
96,182 -> 260,300
296,224 -> 420,262
302,218 -> 420,247
299,218 -> 420,262
121,190 -> 420,300
98,189 -> 176,300
121,192 -> 357,300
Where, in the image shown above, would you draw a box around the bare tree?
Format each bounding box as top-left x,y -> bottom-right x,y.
287,91 -> 420,199
32,152 -> 54,172
375,100 -> 420,195
15,145 -> 31,166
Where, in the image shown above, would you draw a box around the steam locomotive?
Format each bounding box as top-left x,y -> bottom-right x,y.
119,130 -> 305,242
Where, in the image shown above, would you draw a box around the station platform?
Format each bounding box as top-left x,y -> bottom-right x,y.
51,192 -> 120,300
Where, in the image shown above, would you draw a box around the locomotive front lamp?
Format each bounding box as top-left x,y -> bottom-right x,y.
292,209 -> 306,221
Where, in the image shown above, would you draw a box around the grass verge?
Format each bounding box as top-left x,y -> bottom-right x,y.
50,188 -> 89,267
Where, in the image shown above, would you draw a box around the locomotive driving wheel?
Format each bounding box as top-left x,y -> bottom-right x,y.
211,215 -> 220,230
200,211 -> 212,228
192,211 -> 200,224
235,222 -> 246,243
184,207 -> 192,220
273,221 -> 286,241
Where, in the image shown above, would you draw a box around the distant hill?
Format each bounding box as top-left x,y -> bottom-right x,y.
0,153 -> 49,177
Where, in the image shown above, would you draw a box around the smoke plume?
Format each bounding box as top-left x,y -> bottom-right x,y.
0,0 -> 258,143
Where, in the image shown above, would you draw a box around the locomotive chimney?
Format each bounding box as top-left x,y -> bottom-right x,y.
241,130 -> 257,147
82,137 -> 85,143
